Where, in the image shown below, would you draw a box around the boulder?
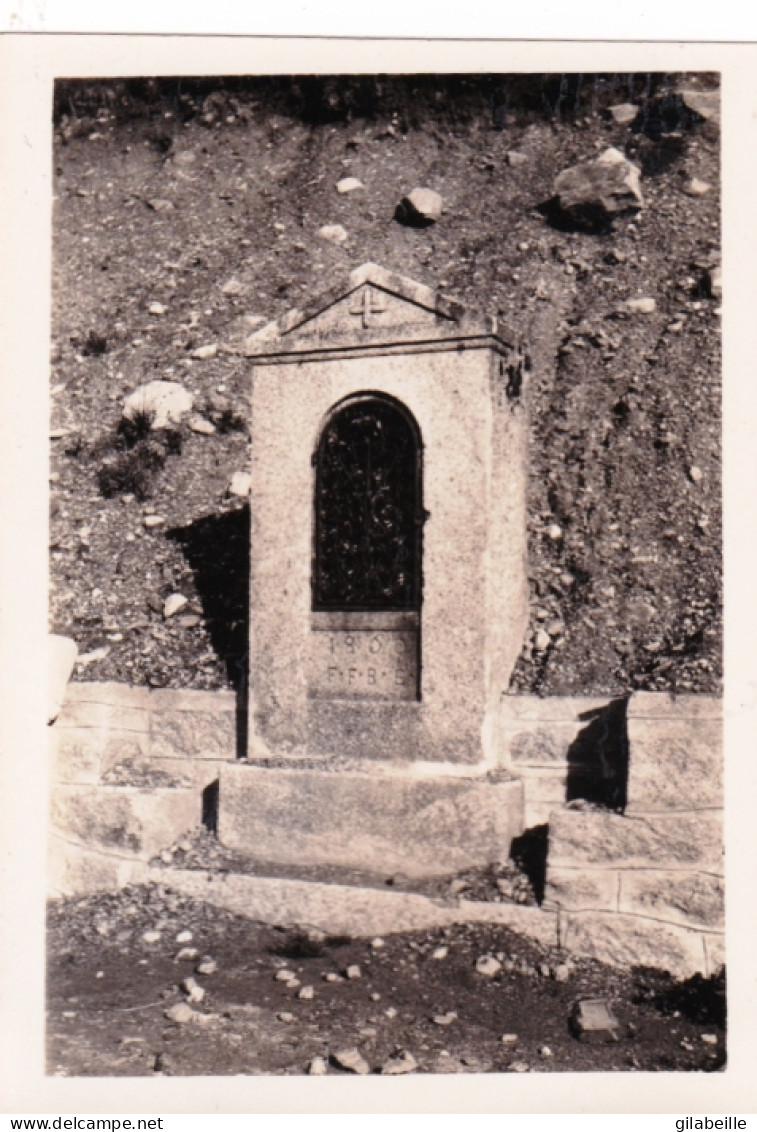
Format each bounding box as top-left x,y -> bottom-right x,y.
397,187 -> 443,225
123,381 -> 194,430
553,147 -> 643,230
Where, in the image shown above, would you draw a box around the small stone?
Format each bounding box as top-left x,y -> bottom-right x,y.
148,199 -> 174,212
176,614 -> 201,629
196,957 -> 217,975
345,964 -> 362,980
626,297 -> 656,315
142,930 -> 161,944
501,1033 -> 518,1044
539,1045 -> 553,1058
176,930 -> 193,944
336,177 -> 364,194
385,1006 -> 398,1018
370,937 -> 385,949
546,619 -> 564,637
317,224 -> 348,246
191,344 -> 218,360
431,946 -> 448,960
278,1012 -> 294,1023
539,963 -> 552,978
149,302 -> 167,316
433,1011 -> 458,1026
571,998 -> 620,1042
507,1061 -> 530,1073
324,972 -> 341,983
229,471 -> 252,497
163,594 -> 188,619
143,515 -> 165,529
181,977 -> 205,1003
333,1047 -> 371,1075
308,1056 -> 329,1075
398,186 -> 443,224
707,263 -> 722,299
221,278 -> 244,296
684,178 -> 711,197
174,150 -> 197,166
506,150 -> 528,167
175,947 -> 198,961
534,629 -> 551,652
548,523 -> 563,540
680,89 -> 720,122
609,103 -> 638,125
370,992 -> 381,1002
553,964 -> 571,983
165,1002 -> 194,1025
381,1051 -> 418,1075
475,955 -> 502,978
189,416 -> 216,435
159,849 -> 173,865
298,985 -> 314,1000
286,978 -> 301,989
275,969 -> 297,982
689,466 -> 704,484
701,1033 -> 718,1045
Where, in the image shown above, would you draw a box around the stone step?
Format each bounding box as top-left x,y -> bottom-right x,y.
50,783 -> 200,860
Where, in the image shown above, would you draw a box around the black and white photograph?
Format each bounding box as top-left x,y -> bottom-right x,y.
1,29 -> 755,1119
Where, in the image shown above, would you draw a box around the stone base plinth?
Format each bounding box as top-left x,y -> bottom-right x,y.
218,763 -> 524,878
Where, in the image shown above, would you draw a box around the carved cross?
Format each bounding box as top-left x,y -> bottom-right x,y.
350,286 -> 387,329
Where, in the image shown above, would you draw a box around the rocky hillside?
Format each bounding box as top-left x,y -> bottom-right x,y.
49,74 -> 721,696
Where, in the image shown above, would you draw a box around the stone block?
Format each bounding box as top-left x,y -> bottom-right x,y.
219,764 -> 523,877
48,835 -> 148,897
626,715 -> 722,812
150,709 -> 237,760
147,687 -> 237,715
563,910 -> 708,978
544,866 -> 618,911
55,699 -> 149,735
500,696 -> 611,725
548,807 -> 723,871
51,726 -> 149,783
506,725 -> 581,766
51,784 -> 199,858
627,692 -> 722,721
63,681 -> 154,709
619,870 -> 725,930
521,771 -> 568,804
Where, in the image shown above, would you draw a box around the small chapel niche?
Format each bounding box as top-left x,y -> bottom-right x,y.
309,393 -> 422,702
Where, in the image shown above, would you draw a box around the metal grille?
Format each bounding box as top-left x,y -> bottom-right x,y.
313,396 -> 422,611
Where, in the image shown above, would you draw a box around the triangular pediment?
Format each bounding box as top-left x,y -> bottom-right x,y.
243,263 -> 501,356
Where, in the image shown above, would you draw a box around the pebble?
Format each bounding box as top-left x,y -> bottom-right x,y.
546,619 -> 564,637
165,1002 -> 195,1025
684,178 -> 711,197
506,150 -> 528,167
317,224 -> 348,246
333,1047 -> 371,1075
431,946 -> 449,960
163,594 -> 188,619
385,1007 -> 398,1018
370,937 -> 385,949
399,186 -> 443,223
625,296 -> 656,315
277,1012 -> 294,1023
689,466 -> 704,484
548,523 -> 563,540
221,278 -> 244,296
191,344 -> 218,360
286,978 -> 301,989
539,963 -> 552,978
534,629 -> 551,652
196,957 -> 217,975
308,1056 -> 329,1075
501,1033 -> 518,1044
275,969 -> 297,982
181,977 -> 205,1003
336,177 -> 364,194
609,102 -> 638,125
539,1045 -> 553,1058
433,1012 -> 457,1026
298,985 -> 314,1000
345,964 -> 362,980
324,972 -> 341,982
176,614 -> 201,629
175,947 -> 198,961
507,1061 -> 530,1073
148,302 -> 167,316
701,1033 -> 718,1045
370,992 -> 381,1001
475,955 -> 502,978
142,930 -> 161,944
229,471 -> 251,498
144,514 -> 164,530
381,1051 -> 418,1075
189,416 -> 216,435
176,930 -> 193,944
553,964 -> 571,982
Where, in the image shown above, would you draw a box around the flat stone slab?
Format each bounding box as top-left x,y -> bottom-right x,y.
548,807 -> 723,871
571,998 -> 620,1042
51,784 -> 199,859
219,763 -> 523,878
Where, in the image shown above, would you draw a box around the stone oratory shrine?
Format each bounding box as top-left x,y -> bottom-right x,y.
49,264 -> 724,979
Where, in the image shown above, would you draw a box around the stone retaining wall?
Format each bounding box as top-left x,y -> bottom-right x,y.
544,693 -> 724,978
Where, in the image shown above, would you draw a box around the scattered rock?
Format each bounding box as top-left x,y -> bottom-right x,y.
625,296 -> 656,315
143,515 -> 165,529
298,985 -> 314,1000
163,594 -> 188,620
507,1060 -> 530,1073
191,344 -> 219,360
221,278 -> 244,296
397,186 -> 443,225
683,178 -> 711,197
707,262 -> 722,299
336,177 -> 364,194
431,946 -> 448,960
228,471 -> 252,498
333,1047 -> 371,1075
148,302 -> 167,316
308,1056 -> 329,1075
196,957 -> 217,975
147,199 -> 174,213
275,969 -> 297,982
345,964 -> 362,980
679,89 -> 720,122
475,955 -> 502,978
534,629 -> 551,652
277,1012 -> 294,1023
174,150 -> 197,166
381,1051 -> 418,1075
553,147 -> 643,229
539,1045 -> 553,1058
165,1002 -> 195,1025
188,415 -> 216,435
175,947 -> 198,961
123,380 -> 193,430
506,150 -> 528,167
433,1012 -> 458,1026
317,224 -> 348,246
553,964 -> 571,983
609,103 -> 638,126
501,1033 -> 518,1044
548,523 -> 563,541
371,937 -> 385,949
571,998 -> 620,1042
701,1033 -> 718,1045
689,466 -> 704,484
176,614 -> 201,629
181,977 -> 205,1004
142,930 -> 161,944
